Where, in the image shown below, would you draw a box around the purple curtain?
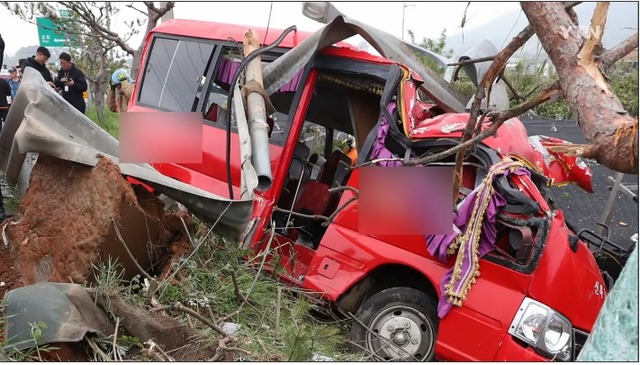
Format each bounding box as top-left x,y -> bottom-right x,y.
215,57 -> 302,93
425,160 -> 532,318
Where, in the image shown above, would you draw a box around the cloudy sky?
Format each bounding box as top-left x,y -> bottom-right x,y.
0,1 -> 521,56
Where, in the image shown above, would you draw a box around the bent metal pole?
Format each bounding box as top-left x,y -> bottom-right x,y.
243,29 -> 273,191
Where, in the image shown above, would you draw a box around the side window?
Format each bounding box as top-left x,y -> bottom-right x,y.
201,47 -> 304,147
138,37 -> 216,112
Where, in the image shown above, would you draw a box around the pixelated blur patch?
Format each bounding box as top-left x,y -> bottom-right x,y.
119,112 -> 203,163
359,166 -> 454,236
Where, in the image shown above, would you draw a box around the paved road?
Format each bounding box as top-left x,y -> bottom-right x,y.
523,118 -> 638,249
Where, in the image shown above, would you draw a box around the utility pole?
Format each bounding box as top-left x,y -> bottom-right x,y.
159,2 -> 174,23
401,3 -> 415,41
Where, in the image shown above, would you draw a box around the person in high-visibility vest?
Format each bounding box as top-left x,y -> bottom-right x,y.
345,138 -> 358,166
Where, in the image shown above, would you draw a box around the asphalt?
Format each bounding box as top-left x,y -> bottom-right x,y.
522,117 -> 639,250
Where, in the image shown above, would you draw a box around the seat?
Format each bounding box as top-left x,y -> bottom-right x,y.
277,142 -> 311,210
318,150 -> 352,186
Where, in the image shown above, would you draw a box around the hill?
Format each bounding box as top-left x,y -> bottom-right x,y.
445,2 -> 638,60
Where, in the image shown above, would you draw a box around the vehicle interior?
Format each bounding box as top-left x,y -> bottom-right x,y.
271,61 -> 387,253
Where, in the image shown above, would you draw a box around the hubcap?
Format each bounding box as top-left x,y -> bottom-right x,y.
366,305 -> 434,361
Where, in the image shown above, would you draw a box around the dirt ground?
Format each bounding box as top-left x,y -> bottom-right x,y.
0,155 -> 191,298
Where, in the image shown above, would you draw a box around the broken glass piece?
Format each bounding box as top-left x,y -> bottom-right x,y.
578,245 -> 638,361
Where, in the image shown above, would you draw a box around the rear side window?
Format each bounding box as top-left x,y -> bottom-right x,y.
138,36 -> 215,112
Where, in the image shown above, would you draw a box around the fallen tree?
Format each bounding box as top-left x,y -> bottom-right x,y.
521,1 -> 638,174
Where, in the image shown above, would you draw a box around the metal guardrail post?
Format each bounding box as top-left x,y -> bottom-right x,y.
607,175 -> 638,203
596,172 -> 625,236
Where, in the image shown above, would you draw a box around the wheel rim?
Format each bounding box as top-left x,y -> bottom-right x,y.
366,305 -> 435,361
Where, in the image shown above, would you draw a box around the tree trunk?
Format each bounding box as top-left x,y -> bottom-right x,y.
131,7 -> 161,79
521,2 -> 638,174
94,53 -> 108,123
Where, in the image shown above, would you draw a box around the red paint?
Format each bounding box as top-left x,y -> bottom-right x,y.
128,19 -> 606,361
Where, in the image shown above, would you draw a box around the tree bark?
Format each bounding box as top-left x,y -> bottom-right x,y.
522,2 -> 639,174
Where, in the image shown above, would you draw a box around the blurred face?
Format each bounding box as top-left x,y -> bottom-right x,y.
60,58 -> 72,71
35,52 -> 49,65
9,70 -> 16,78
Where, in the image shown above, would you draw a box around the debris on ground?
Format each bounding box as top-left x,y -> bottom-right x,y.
0,155 -> 191,299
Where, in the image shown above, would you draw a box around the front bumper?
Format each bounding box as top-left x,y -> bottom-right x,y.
494,335 -> 548,361
494,327 -> 590,361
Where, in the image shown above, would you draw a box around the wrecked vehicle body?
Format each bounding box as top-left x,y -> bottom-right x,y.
116,17 -> 637,362
0,17 -> 632,363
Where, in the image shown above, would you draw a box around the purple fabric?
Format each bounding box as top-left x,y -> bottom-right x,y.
425,161 -> 532,318
369,102 -> 407,167
215,57 -> 302,92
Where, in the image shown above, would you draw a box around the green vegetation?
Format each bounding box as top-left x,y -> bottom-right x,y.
86,106 -> 120,139
0,218 -> 359,361
409,29 -> 639,119
144,227 -> 358,361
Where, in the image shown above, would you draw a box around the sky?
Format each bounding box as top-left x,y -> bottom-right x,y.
0,1 -> 520,57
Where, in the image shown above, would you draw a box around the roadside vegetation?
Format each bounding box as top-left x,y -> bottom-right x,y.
0,213 -> 361,361
408,29 -> 639,119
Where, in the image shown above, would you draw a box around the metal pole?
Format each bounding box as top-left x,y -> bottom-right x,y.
401,3 -> 415,41
597,172 -> 625,236
607,175 -> 638,203
402,4 -> 406,41
243,29 -> 273,191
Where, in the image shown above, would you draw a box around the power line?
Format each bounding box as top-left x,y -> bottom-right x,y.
263,2 -> 274,45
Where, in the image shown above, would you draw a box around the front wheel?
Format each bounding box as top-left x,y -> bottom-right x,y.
350,287 -> 439,361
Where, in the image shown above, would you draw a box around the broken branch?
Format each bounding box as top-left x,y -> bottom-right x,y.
85,335 -> 111,362
111,218 -> 157,285
152,302 -> 226,337
501,74 -> 525,102
578,2 -> 609,62
112,317 -> 121,361
210,337 -> 238,361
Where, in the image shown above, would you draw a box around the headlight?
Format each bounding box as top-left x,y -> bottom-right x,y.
508,297 -> 573,361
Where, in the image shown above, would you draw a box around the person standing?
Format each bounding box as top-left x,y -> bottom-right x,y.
23,46 -> 56,88
54,52 -> 88,114
107,68 -> 134,113
8,68 -> 20,100
0,34 -> 4,70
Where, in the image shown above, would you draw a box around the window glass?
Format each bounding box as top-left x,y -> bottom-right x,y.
201,48 -> 301,147
139,37 -> 215,112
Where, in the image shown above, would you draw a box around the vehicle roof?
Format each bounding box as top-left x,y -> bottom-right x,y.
150,19 -> 392,64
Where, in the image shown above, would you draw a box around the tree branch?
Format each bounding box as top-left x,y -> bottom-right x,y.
501,74 -> 525,102
125,3 -> 148,17
601,32 -> 639,68
578,1 -> 609,60
59,1 -> 136,55
452,1 -> 583,205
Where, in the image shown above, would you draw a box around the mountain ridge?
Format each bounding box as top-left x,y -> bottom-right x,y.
445,2 -> 638,60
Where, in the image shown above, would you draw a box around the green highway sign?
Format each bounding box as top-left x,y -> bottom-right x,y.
36,17 -> 67,47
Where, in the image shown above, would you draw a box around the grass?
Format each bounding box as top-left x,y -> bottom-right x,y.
147,226 -> 360,361
86,106 -> 120,139
75,217 -> 361,361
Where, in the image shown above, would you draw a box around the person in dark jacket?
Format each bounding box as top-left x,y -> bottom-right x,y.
23,46 -> 55,88
54,52 -> 88,114
0,75 -> 10,125
0,34 -> 5,71
0,75 -> 12,221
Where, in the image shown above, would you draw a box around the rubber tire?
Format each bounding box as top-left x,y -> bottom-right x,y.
350,287 -> 439,362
